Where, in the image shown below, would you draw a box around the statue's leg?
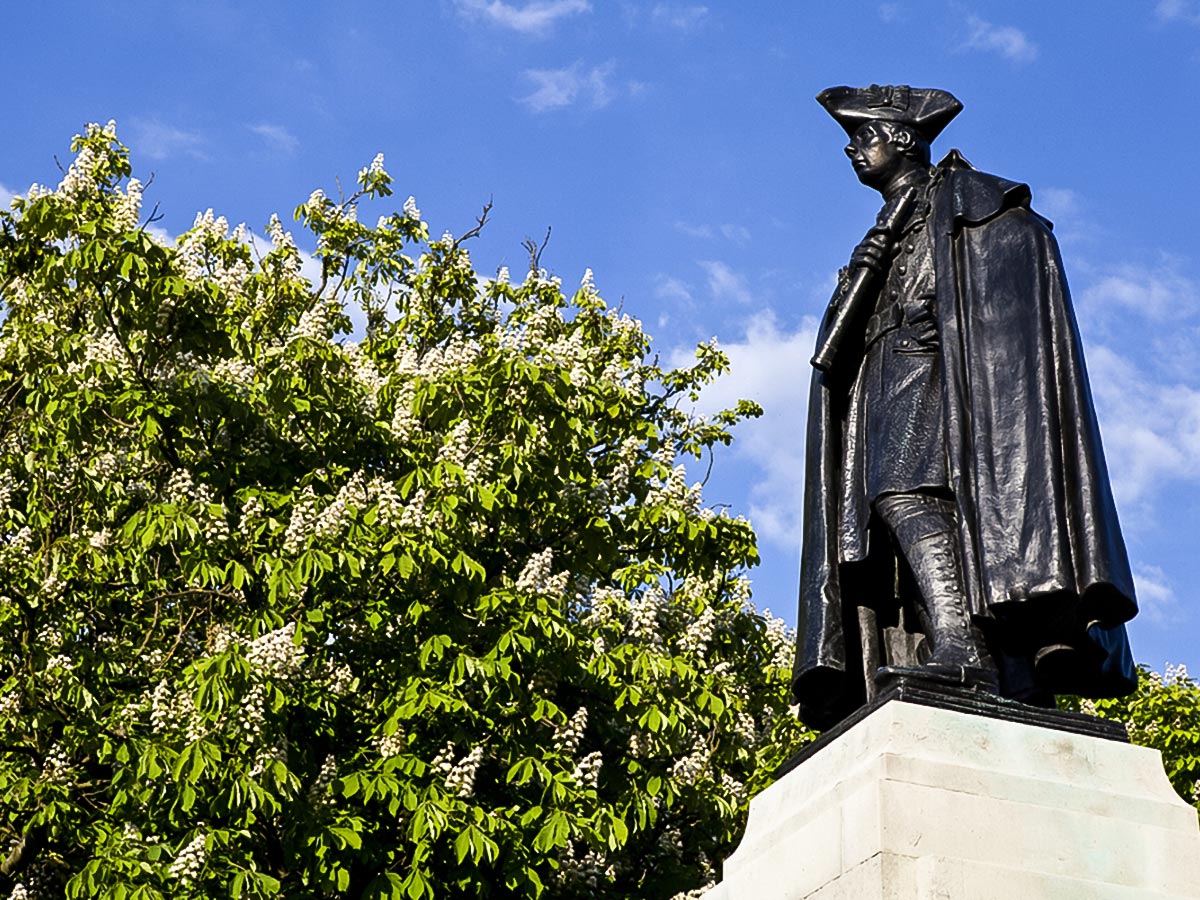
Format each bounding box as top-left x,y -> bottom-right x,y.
875,492 -> 995,672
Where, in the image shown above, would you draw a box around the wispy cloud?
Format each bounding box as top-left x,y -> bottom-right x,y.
1085,344 -> 1200,517
878,3 -> 902,23
962,15 -> 1038,63
675,221 -> 751,244
248,123 -> 300,155
455,0 -> 590,35
1133,564 -> 1182,624
1080,260 -> 1200,323
1155,0 -> 1200,23
670,310 -> 818,547
650,3 -> 709,29
698,260 -> 753,304
655,274 -> 695,303
130,119 -> 207,161
0,183 -> 15,210
520,60 -> 621,111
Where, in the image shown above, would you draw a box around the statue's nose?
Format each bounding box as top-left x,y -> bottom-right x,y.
844,144 -> 856,159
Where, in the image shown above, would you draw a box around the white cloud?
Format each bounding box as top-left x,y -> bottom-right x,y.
0,183 -> 15,210
1080,261 -> 1200,322
670,310 -> 818,547
1034,187 -> 1079,224
130,119 -> 207,161
698,260 -> 752,304
1132,564 -> 1182,624
962,15 -> 1038,63
655,274 -> 694,303
1085,344 -> 1200,516
675,221 -> 751,244
878,3 -> 901,23
650,4 -> 709,29
520,60 -> 619,111
1155,0 -> 1200,23
455,0 -> 590,34
249,123 -> 300,155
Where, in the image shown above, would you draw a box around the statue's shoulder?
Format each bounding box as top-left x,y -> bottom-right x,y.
933,150 -> 1033,229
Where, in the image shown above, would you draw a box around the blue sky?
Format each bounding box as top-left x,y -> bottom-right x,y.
5,1 -> 1200,675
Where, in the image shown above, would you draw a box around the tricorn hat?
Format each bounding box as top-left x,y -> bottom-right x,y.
817,85 -> 962,142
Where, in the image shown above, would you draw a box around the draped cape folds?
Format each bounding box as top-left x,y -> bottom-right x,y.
791,153 -> 1138,730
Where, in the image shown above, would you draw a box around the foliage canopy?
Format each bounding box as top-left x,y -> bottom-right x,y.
0,124 -> 811,899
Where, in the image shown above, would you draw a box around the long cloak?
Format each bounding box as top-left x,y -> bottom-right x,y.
791,153 -> 1138,730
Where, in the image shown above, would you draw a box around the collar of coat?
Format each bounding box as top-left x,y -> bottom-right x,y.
933,149 -> 1052,233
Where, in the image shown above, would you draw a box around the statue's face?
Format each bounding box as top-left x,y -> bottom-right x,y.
844,122 -> 904,188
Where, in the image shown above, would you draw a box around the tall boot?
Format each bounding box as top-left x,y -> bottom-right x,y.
875,492 -> 997,691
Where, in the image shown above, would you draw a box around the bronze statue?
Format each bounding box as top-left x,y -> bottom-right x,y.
791,85 -> 1138,730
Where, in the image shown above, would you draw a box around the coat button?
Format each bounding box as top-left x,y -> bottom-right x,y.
906,243 -> 915,252
890,289 -> 899,299
898,338 -> 910,348
897,264 -> 908,275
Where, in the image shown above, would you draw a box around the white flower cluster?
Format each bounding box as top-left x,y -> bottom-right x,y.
113,177 -> 143,232
403,195 -> 421,221
515,548 -> 569,596
7,883 -> 29,900
167,834 -> 207,884
572,751 -> 603,789
246,622 -> 305,682
342,343 -> 388,415
231,686 -> 265,744
412,336 -> 482,381
0,690 -> 19,718
361,152 -> 386,181
177,210 -> 252,294
581,586 -> 626,629
57,141 -> 102,199
761,609 -> 795,671
250,741 -> 287,778
628,586 -> 667,646
164,469 -> 214,506
554,707 -> 588,756
432,743 -> 485,798
0,471 -> 18,509
293,299 -> 339,343
720,770 -> 748,805
671,741 -> 711,786
207,623 -> 239,655
600,437 -> 641,504
627,731 -> 654,759
677,606 -> 717,660
325,661 -> 355,695
389,384 -> 419,440
241,495 -> 265,522
437,419 -> 483,482
523,267 -> 562,290
311,472 -> 370,542
149,681 -> 203,740
377,726 -> 405,759
283,488 -> 318,552
212,357 -> 256,392
41,743 -> 71,782
558,841 -> 615,888
1165,662 -> 1191,685
668,885 -> 716,900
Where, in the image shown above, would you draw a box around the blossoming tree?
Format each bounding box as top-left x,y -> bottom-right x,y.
0,124 -> 812,899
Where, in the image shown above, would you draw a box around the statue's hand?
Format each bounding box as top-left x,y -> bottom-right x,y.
850,230 -> 891,274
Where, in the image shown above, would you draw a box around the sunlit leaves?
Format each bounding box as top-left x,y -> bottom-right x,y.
0,123 -> 810,900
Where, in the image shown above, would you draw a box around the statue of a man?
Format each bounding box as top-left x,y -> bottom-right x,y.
791,85 -> 1138,729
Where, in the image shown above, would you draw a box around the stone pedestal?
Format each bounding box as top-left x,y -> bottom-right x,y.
703,691 -> 1200,899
